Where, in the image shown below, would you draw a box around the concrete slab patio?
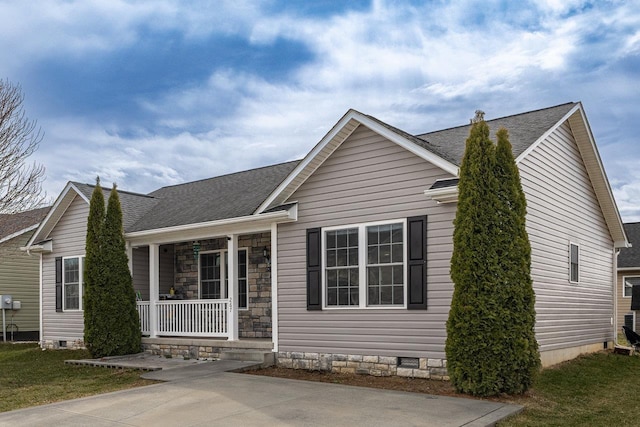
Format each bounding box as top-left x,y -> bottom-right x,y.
0,356 -> 523,426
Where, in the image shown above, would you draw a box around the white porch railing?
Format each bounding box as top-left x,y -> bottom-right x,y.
137,301 -> 150,335
136,299 -> 229,338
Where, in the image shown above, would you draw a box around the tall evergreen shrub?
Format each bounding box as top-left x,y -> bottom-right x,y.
101,184 -> 141,355
84,180 -> 141,357
493,128 -> 539,393
83,178 -> 105,356
445,112 -> 539,396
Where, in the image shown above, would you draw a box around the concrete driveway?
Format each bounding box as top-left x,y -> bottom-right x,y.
0,359 -> 522,426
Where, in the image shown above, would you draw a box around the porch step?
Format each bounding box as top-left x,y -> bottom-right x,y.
219,350 -> 275,367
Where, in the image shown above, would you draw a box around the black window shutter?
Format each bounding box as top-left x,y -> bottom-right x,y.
307,228 -> 322,310
632,285 -> 640,311
55,257 -> 63,312
407,216 -> 427,309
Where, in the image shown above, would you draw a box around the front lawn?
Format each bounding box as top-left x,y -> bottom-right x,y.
499,351 -> 640,426
0,343 -> 154,413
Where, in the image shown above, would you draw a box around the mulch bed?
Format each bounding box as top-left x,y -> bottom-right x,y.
248,366 -> 457,396
246,367 -> 525,404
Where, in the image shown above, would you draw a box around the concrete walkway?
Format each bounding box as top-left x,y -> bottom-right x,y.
0,355 -> 522,426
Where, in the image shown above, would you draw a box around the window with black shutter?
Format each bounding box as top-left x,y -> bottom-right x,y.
307,228 -> 322,310
305,216 -> 428,310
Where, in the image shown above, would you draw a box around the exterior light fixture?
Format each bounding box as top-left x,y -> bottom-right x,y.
263,246 -> 271,268
193,241 -> 201,260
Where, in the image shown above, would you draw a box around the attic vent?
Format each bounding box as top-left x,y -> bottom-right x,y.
398,357 -> 419,369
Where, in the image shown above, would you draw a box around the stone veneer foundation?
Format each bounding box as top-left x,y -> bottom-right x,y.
276,351 -> 449,380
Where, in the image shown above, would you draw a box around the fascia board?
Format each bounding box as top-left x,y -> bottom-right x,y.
516,103 -> 628,248
515,104 -> 581,165
126,208 -> 296,246
256,109 -> 459,213
568,106 -> 628,248
25,182 -> 87,248
255,110 -> 361,214
0,224 -> 39,245
353,112 -> 459,177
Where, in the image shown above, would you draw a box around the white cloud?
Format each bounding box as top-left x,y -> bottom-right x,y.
6,0 -> 640,222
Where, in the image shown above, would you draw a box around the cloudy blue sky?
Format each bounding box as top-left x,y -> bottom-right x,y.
2,0 -> 639,220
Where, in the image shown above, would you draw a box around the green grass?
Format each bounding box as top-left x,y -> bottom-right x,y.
499,352 -> 640,426
0,343 -> 155,413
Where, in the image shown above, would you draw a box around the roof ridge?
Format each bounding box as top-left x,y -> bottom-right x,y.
417,102 -> 577,136
70,181 -> 156,198
152,159 -> 302,192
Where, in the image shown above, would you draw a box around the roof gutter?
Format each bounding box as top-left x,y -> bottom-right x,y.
423,186 -> 458,204
20,239 -> 53,255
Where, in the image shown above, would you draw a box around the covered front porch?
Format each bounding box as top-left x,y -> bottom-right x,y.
128,225 -> 280,342
124,203 -> 295,343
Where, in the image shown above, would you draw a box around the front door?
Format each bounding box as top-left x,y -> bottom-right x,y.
200,250 -> 248,308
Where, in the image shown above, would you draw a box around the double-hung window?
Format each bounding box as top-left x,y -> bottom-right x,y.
63,256 -> 84,311
324,220 -> 406,308
200,249 -> 248,309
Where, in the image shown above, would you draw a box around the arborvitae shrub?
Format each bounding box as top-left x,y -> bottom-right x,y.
83,178 -> 105,357
84,180 -> 141,357
445,113 -> 540,396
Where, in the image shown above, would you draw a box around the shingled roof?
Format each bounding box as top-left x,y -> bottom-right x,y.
127,160 -> 300,232
40,103 -> 591,238
71,182 -> 159,231
619,223 -> 640,268
0,206 -> 50,241
417,102 -> 577,165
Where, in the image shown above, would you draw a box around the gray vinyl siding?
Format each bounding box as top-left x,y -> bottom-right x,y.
41,195 -> 88,343
0,230 -> 39,333
131,245 -> 174,300
277,125 -> 457,358
519,122 -> 614,351
132,247 -> 150,300
159,245 -> 175,294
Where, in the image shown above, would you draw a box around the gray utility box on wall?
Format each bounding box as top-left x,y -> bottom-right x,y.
0,295 -> 12,310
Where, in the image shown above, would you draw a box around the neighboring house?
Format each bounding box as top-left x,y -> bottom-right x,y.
617,222 -> 640,332
25,102 -> 627,378
0,207 -> 50,341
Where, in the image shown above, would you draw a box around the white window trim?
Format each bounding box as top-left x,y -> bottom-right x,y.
62,255 -> 84,312
322,219 -> 407,310
623,275 -> 640,299
569,242 -> 580,284
625,312 -> 637,331
198,248 -> 249,310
